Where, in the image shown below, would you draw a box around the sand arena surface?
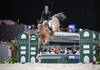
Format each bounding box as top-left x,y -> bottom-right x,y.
0,63 -> 100,70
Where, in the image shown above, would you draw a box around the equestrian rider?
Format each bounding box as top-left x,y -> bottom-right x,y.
40,5 -> 51,27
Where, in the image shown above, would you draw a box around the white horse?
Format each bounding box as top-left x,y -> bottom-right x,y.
42,12 -> 66,33
37,12 -> 66,45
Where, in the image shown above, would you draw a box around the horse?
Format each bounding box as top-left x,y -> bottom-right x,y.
48,16 -> 60,33
37,12 -> 66,51
47,12 -> 66,33
37,23 -> 51,46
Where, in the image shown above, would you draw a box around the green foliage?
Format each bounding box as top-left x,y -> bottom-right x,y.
10,57 -> 17,63
96,56 -> 100,62
0,57 -> 17,64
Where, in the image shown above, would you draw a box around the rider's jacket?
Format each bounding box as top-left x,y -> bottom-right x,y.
40,11 -> 51,23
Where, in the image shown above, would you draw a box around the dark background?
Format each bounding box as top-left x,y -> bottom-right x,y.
0,24 -> 24,40
0,0 -> 99,31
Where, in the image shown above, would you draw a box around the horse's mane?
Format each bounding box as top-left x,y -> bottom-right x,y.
53,12 -> 66,21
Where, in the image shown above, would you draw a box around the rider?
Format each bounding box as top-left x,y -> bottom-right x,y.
40,5 -> 51,25
40,5 -> 52,32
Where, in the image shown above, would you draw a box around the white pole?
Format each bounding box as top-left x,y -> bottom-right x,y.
28,33 -> 31,62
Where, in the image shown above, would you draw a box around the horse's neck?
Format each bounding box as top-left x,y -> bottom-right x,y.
50,17 -> 60,32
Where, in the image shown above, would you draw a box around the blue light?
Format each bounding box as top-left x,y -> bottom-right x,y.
68,24 -> 75,30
